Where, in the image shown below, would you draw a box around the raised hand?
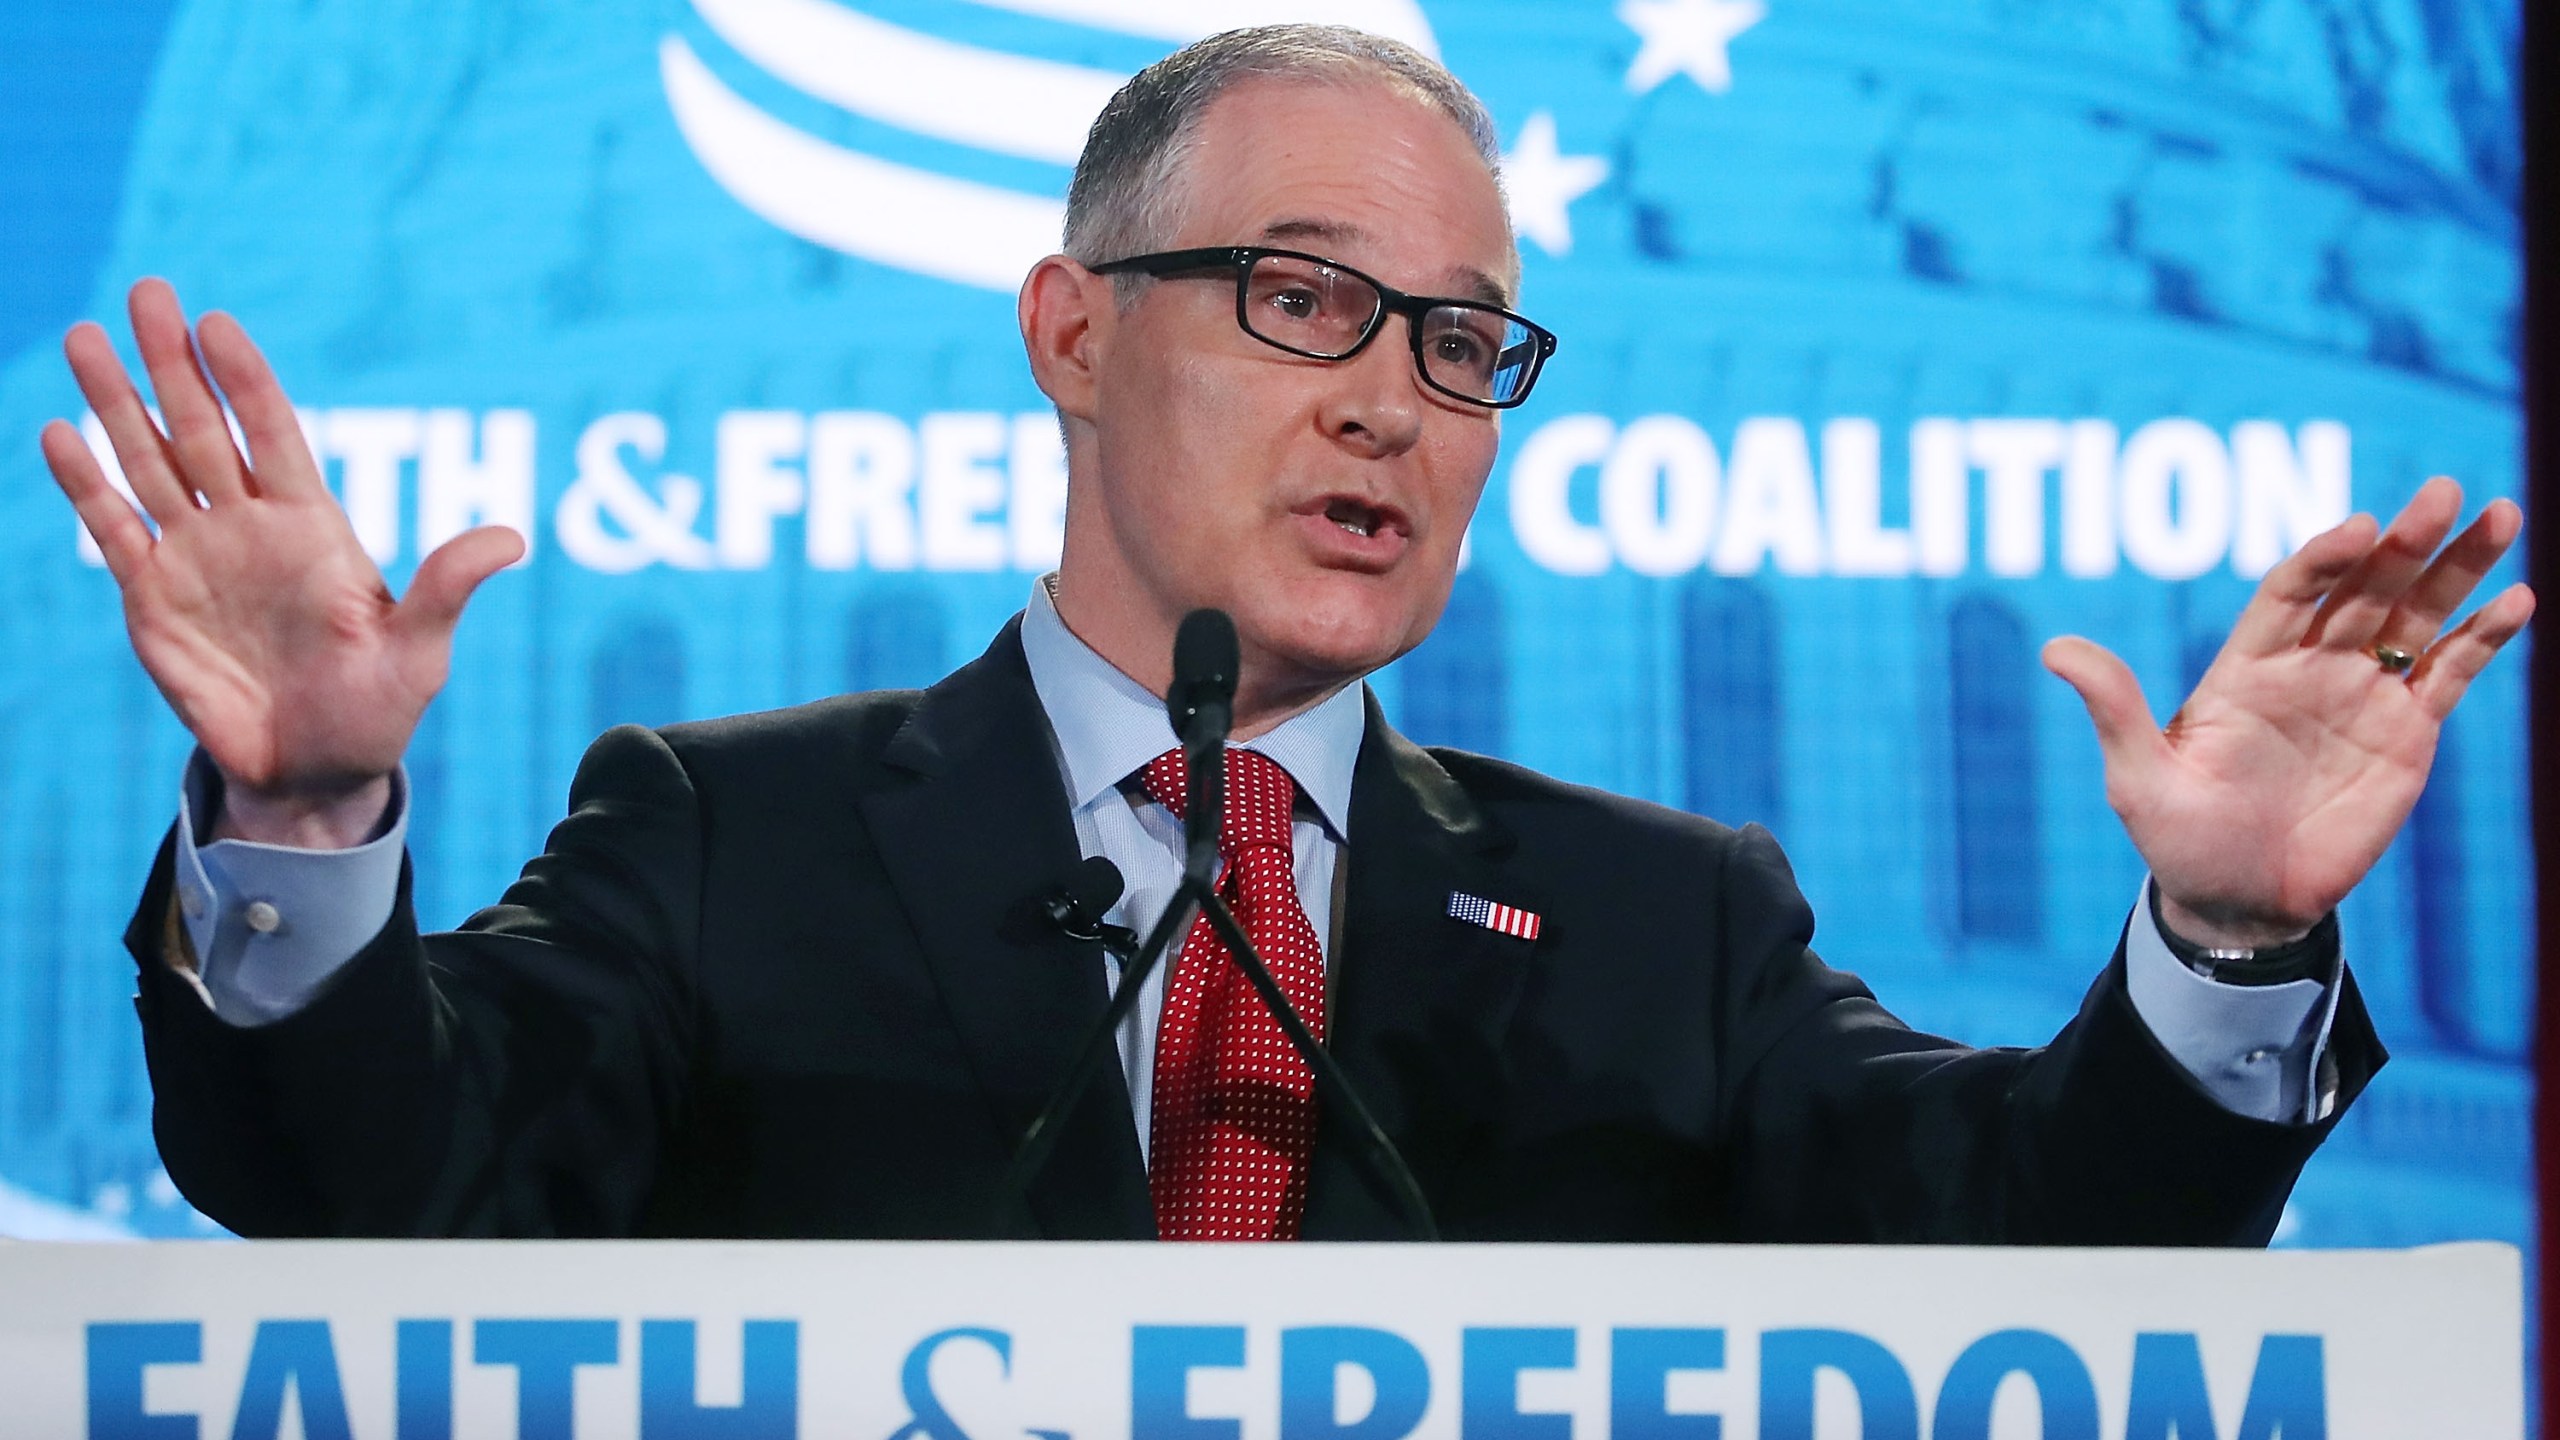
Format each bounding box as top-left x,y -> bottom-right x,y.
2043,478 -> 2533,948
37,279 -> 523,848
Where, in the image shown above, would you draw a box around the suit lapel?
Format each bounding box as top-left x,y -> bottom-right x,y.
855,619 -> 1152,1239
1304,694 -> 1538,1240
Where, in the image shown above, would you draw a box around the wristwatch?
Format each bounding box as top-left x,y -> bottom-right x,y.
2148,881 -> 2336,986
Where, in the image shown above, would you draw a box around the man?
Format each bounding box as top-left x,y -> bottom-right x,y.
38,28 -> 2533,1241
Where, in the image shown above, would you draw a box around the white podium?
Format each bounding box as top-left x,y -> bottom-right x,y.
0,1239 -> 2521,1438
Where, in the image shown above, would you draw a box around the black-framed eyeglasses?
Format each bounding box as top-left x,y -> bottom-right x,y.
1087,246 -> 1559,409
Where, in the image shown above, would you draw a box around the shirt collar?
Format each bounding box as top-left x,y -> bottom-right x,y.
1019,577 -> 1363,839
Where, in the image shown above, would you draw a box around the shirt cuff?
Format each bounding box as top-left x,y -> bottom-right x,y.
172,751 -> 408,1027
2121,876 -> 2342,1125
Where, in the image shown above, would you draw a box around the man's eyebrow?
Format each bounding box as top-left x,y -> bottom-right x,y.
1255,218 -> 1514,307
1257,217 -> 1368,249
1453,268 -> 1512,307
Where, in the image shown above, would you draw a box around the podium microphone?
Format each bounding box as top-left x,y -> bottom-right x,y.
1169,608 -> 1236,884
991,615 -> 1245,1233
1157,608 -> 1439,1239
991,609 -> 1438,1241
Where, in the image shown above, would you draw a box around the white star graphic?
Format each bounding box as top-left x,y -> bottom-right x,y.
1502,112 -> 1610,257
1619,0 -> 1767,95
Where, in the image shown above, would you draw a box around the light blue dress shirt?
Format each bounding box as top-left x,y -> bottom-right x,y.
1015,580 -> 1364,1161
169,577 -> 2341,1129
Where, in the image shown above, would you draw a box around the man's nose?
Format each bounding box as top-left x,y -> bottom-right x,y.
1314,326 -> 1427,458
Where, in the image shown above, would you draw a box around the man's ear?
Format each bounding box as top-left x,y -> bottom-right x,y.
1019,255 -> 1112,423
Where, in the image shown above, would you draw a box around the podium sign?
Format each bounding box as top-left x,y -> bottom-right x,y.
0,1240 -> 2520,1437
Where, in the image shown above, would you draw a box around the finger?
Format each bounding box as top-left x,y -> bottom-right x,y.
39,419 -> 153,582
2221,512 -> 2378,657
2370,497 -> 2522,654
2299,477 -> 2464,652
196,310 -> 327,500
63,320 -> 195,529
2042,637 -> 2172,800
128,278 -> 251,503
2407,583 -> 2536,720
398,526 -> 526,637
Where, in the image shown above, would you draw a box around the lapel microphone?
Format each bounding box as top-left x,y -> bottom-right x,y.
1042,855 -> 1137,958
997,851 -> 1159,1238
992,614 -> 1233,1238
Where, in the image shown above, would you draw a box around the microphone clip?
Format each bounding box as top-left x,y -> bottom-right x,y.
1044,899 -> 1138,959
1041,856 -> 1138,961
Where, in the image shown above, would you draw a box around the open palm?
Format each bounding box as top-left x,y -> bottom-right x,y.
2046,479 -> 2532,947
38,280 -> 520,840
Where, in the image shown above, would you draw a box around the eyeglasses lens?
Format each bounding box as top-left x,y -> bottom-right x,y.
1242,255 -> 1376,356
1420,307 -> 1538,405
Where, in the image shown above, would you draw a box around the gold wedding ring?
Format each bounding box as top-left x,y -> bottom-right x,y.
2372,644 -> 2416,676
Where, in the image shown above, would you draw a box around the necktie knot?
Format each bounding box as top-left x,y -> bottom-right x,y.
1138,747 -> 1299,861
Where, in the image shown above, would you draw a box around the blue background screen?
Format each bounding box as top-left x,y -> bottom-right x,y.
0,0 -> 2528,1259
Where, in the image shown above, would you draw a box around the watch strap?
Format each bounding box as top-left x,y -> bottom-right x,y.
2147,881 -> 2337,987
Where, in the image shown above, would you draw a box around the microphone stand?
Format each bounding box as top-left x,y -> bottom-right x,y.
989,882 -> 1200,1238
1178,873 -> 1441,1242
993,607 -> 1439,1241
989,864 -> 1441,1241
989,812 -> 1442,1239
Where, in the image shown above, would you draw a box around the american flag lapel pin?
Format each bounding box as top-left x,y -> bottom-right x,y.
1448,890 -> 1541,941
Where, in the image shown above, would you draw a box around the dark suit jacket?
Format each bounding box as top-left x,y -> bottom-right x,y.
128,619 -> 2382,1241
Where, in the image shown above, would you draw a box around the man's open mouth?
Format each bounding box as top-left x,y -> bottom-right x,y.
1322,496 -> 1393,539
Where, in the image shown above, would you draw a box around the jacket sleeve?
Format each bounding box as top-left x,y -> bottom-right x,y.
131,724 -> 704,1237
1709,825 -> 2385,1245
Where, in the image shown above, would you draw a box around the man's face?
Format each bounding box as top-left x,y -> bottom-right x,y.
1059,78 -> 1517,708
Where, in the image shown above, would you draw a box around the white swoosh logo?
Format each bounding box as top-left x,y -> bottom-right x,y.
664,0 -> 1441,290
963,0 -> 1437,51
661,35 -> 1067,290
692,0 -> 1125,164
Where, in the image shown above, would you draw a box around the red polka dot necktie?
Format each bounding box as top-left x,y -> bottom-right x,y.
1138,746 -> 1327,1241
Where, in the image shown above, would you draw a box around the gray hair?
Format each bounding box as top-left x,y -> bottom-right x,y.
1062,24 -> 1506,270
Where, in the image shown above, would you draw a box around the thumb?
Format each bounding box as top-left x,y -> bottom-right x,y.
2042,635 -> 2170,797
400,525 -> 525,637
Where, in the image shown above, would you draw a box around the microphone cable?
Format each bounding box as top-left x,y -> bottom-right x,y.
989,856 -> 1197,1236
